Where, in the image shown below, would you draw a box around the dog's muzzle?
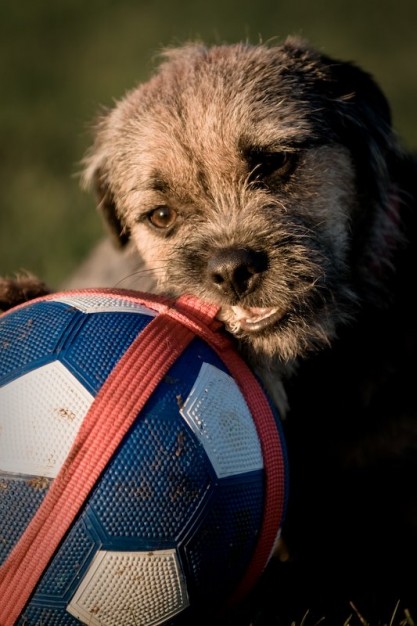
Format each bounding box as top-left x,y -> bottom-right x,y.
207,246 -> 284,333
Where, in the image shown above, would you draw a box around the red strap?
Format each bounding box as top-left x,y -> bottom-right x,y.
0,294 -> 219,625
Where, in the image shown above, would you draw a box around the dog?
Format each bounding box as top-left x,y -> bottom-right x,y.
2,37 -> 417,624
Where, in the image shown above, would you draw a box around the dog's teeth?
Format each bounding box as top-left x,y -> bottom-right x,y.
226,305 -> 284,332
230,305 -> 251,319
231,305 -> 278,322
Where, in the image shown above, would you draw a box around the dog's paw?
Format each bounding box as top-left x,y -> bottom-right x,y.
0,274 -> 50,312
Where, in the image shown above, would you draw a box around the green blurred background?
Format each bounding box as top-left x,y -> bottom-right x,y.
1,0 -> 416,288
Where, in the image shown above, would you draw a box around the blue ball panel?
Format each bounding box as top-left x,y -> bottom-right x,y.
61,312 -> 153,394
0,302 -> 78,384
87,408 -> 212,547
174,335 -> 229,378
183,472 -> 265,602
30,518 -> 98,601
18,605 -> 81,625
19,518 -> 99,625
0,477 -> 51,563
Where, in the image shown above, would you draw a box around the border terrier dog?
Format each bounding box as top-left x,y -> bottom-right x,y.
2,37 -> 417,624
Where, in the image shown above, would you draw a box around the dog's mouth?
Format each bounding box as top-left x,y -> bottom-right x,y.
218,304 -> 286,333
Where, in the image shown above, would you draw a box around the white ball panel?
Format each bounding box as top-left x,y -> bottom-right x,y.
67,549 -> 189,626
180,362 -> 263,478
0,362 -> 93,478
52,294 -> 158,316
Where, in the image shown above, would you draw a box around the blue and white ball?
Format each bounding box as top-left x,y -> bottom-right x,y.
0,290 -> 287,626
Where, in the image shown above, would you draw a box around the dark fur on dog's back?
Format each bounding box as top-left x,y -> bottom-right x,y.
2,37 -> 417,624
278,157 -> 417,622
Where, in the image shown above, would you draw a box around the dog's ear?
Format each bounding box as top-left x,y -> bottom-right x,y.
323,56 -> 394,161
82,126 -> 130,248
319,51 -> 400,196
92,167 -> 130,247
326,56 -> 408,228
281,38 -> 397,184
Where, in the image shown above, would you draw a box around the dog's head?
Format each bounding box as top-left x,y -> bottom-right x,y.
83,37 -> 405,364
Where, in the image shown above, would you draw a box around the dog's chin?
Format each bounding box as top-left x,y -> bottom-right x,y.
216,299 -> 343,365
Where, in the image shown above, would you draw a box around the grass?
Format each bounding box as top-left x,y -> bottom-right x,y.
345,602 -> 415,626
247,598 -> 417,626
297,602 -> 416,626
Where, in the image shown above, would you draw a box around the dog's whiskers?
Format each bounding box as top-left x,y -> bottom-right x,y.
113,264 -> 168,288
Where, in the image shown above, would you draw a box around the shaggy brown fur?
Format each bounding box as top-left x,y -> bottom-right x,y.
2,37 -> 417,624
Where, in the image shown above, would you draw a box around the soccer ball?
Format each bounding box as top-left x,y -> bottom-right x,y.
0,289 -> 288,626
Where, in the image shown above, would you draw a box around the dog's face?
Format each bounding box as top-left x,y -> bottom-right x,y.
84,38 -> 402,365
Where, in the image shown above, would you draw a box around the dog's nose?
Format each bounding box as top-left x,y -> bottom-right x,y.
207,247 -> 268,297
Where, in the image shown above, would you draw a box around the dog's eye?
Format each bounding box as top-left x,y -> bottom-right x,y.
247,150 -> 298,182
147,206 -> 177,229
